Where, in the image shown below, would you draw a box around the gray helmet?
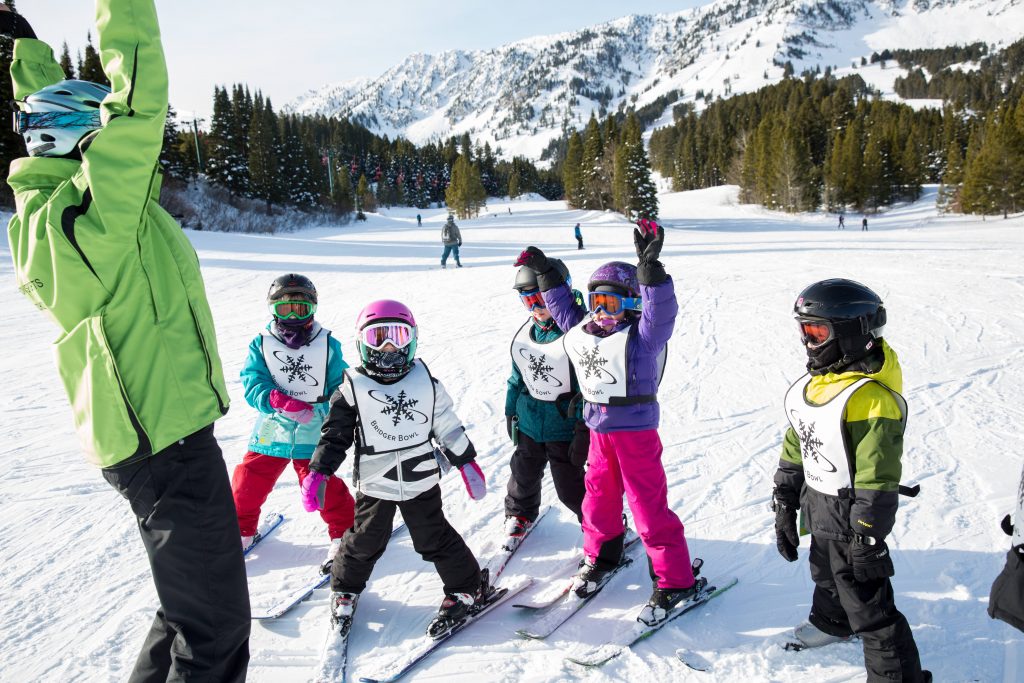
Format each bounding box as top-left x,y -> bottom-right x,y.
513,258 -> 570,291
14,80 -> 110,157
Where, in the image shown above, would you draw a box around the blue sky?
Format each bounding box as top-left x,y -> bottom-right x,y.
31,0 -> 704,121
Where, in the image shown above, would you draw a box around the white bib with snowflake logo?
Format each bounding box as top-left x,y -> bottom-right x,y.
260,324 -> 330,403
784,375 -> 905,496
510,320 -> 573,402
563,319 -> 629,405
347,360 -> 436,454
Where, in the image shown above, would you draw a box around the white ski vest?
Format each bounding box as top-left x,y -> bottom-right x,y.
260,324 -> 330,403
785,375 -> 907,496
510,320 -> 573,402
563,320 -> 630,405
347,361 -> 435,454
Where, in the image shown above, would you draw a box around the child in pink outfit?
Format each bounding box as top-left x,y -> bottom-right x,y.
514,220 -> 699,621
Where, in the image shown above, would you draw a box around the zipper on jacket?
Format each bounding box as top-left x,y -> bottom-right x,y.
187,302 -> 229,414
60,189 -> 100,280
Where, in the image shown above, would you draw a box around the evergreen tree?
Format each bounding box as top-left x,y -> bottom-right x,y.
613,113 -> 658,220
562,131 -> 584,207
0,0 -> 21,207
445,154 -> 485,218
332,164 -> 355,215
508,170 -> 521,199
962,104 -> 1024,216
159,104 -> 192,183
59,42 -> 75,79
937,138 -> 964,212
580,115 -> 605,210
356,173 -> 375,213
77,32 -> 108,86
247,94 -> 282,212
205,86 -> 247,194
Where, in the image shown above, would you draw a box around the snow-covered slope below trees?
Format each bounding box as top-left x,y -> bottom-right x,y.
2,190 -> 1024,681
287,0 -> 1022,161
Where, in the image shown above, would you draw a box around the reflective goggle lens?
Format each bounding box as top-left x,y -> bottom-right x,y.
798,320 -> 833,347
588,291 -> 641,314
271,301 -> 315,319
361,323 -> 415,351
12,110 -> 102,134
519,289 -> 546,310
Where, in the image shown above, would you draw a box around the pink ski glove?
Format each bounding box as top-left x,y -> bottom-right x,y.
459,461 -> 487,500
300,471 -> 328,512
269,389 -> 314,424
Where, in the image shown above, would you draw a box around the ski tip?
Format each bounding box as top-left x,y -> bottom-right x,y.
676,648 -> 712,672
515,629 -> 545,640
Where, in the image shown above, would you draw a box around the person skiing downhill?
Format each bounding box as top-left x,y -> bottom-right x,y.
772,279 -> 930,681
231,274 -> 355,568
300,300 -> 489,639
505,259 -> 587,539
3,2 -> 250,680
441,214 -> 463,268
574,222 -> 584,249
514,219 -> 699,626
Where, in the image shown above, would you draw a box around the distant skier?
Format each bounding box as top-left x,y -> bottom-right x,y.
505,259 -> 587,541
416,213 -> 422,227
232,274 -> 355,568
862,217 -> 869,231
772,279 -> 930,681
301,300 -> 489,639
514,219 -> 700,627
989,462 -> 1024,632
575,222 -> 584,249
837,214 -> 845,230
3,1 -> 250,679
441,214 -> 463,268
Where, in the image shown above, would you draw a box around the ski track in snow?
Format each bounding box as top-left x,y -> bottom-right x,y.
2,187 -> 1024,682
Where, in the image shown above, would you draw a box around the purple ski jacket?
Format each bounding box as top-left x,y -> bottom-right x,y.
542,277 -> 677,432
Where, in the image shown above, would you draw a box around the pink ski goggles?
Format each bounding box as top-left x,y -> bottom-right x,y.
360,322 -> 416,350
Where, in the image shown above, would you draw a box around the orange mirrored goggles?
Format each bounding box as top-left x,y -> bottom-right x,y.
519,289 -> 546,310
797,319 -> 833,348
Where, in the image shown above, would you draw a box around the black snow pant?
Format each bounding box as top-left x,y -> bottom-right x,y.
504,432 -> 585,523
102,424 -> 250,683
576,236 -> 584,249
332,485 -> 480,595
807,535 -> 925,682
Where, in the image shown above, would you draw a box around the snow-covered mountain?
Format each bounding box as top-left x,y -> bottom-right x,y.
287,0 -> 1022,160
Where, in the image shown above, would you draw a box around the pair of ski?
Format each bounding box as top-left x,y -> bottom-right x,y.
674,630 -> 860,673
245,512 -> 406,621
515,539 -> 737,668
315,508 -> 550,682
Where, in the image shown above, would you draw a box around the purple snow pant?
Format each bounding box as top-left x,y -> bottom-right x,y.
583,429 -> 695,589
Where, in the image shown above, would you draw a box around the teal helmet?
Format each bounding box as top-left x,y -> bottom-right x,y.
14,79 -> 110,157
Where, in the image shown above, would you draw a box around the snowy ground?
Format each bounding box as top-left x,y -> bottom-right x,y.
2,187 -> 1023,682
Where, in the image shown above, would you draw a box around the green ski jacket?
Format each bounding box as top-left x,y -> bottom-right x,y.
7,0 -> 229,467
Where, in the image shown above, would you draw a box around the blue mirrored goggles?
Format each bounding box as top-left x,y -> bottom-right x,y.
588,291 -> 642,315
13,110 -> 102,134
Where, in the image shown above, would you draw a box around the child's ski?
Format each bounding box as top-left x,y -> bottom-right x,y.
481,507 -> 548,582
512,531 -> 641,611
252,523 -> 406,621
243,512 -> 284,557
312,594 -> 359,683
356,579 -> 532,683
565,576 -> 738,667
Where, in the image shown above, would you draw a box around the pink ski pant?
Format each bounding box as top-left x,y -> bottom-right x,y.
583,429 -> 695,589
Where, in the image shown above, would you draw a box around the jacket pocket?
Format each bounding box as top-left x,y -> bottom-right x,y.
54,314 -> 140,467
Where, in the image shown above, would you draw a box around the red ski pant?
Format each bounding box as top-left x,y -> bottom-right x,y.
231,451 -> 355,539
582,429 -> 695,589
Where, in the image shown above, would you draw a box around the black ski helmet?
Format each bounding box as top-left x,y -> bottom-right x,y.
267,273 -> 318,304
794,278 -> 886,374
513,258 -> 570,291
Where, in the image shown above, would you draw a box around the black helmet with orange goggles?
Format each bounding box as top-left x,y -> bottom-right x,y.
793,279 -> 886,348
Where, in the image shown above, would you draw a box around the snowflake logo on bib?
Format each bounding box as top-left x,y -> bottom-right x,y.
278,354 -> 314,383
796,418 -> 837,473
577,347 -> 609,380
527,353 -> 555,383
380,390 -> 420,426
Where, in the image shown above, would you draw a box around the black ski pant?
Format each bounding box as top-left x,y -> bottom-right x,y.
807,535 -> 925,682
102,424 -> 250,683
504,432 -> 585,523
332,485 -> 480,595
576,237 -> 584,249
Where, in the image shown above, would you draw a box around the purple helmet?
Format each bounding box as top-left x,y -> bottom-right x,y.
355,300 -> 418,379
588,261 -> 640,298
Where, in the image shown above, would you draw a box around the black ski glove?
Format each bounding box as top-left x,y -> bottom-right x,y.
514,246 -> 550,274
567,421 -> 591,468
445,439 -> 477,468
772,486 -> 800,562
634,223 -> 667,285
849,537 -> 895,582
0,9 -> 36,40
1002,514 -> 1015,537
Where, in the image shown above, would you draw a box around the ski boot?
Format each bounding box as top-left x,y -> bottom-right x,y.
572,555 -> 623,599
787,621 -> 856,651
329,591 -> 359,635
426,569 -> 494,639
320,537 -> 344,575
241,535 -> 255,552
502,515 -> 533,553
637,558 -> 705,627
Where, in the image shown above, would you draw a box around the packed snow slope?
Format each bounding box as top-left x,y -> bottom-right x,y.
2,187 -> 1024,682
